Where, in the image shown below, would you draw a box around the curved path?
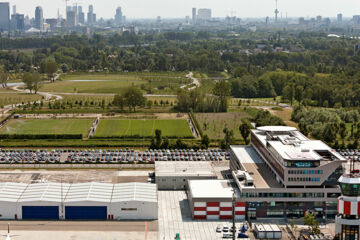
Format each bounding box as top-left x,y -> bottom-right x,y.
180,72 -> 200,90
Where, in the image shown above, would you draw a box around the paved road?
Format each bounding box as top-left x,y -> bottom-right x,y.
0,220 -> 158,232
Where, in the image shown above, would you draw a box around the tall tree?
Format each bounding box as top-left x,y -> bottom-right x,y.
213,79 -> 231,112
0,65 -> 9,88
122,87 -> 146,112
239,120 -> 252,145
22,72 -> 42,94
44,60 -> 58,82
220,127 -> 235,149
339,122 -> 347,147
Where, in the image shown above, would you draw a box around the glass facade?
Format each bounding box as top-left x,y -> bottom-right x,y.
340,183 -> 360,197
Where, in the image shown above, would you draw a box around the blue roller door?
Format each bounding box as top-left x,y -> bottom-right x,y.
22,206 -> 59,220
65,206 -> 107,220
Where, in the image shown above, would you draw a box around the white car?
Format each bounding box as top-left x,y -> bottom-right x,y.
223,225 -> 229,232
216,225 -> 222,233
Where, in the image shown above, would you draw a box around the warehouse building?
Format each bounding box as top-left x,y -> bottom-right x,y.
0,182 -> 157,220
155,161 -> 217,190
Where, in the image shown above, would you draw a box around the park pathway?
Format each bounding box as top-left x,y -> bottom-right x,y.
180,72 -> 200,90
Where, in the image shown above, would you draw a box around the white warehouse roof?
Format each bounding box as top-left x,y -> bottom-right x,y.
65,182 -> 113,203
19,182 -> 71,203
0,182 -> 157,204
112,183 -> 157,203
0,182 -> 27,202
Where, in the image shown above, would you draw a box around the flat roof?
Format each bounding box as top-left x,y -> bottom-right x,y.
188,180 -> 240,199
155,161 -> 216,177
231,146 -> 282,189
252,127 -> 346,162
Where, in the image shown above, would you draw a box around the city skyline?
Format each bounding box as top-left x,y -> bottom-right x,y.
4,0 -> 360,20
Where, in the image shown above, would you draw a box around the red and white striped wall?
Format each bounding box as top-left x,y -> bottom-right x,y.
193,201 -> 246,220
337,198 -> 360,215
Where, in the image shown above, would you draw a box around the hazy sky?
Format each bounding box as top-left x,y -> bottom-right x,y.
7,0 -> 360,19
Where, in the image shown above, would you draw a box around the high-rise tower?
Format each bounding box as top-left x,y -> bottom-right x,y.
35,6 -> 44,31
0,2 -> 10,32
274,0 -> 279,22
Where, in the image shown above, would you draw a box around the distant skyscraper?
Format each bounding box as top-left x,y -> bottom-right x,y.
12,5 -> 15,14
115,7 -> 123,25
35,6 -> 44,30
78,12 -> 85,25
11,13 -> 24,31
316,15 -> 322,22
87,5 -> 96,25
337,13 -> 343,23
197,9 -> 211,21
77,6 -> 84,24
67,11 -> 76,27
0,2 -> 10,32
192,8 -> 197,23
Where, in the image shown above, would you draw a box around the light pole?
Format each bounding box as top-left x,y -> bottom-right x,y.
232,190 -> 236,240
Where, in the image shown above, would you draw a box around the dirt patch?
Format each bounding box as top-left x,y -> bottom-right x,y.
269,108 -> 298,128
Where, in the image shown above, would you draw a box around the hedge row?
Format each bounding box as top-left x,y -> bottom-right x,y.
189,110 -> 203,137
91,135 -> 194,140
0,134 -> 83,140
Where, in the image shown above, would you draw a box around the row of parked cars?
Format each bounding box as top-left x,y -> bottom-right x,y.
337,149 -> 360,157
65,148 -> 228,164
337,149 -> 360,162
0,148 -> 228,164
0,149 -> 61,164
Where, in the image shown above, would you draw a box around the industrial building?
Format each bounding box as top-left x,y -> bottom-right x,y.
0,182 -> 157,220
186,179 -> 246,220
187,126 -> 346,220
155,161 -> 217,190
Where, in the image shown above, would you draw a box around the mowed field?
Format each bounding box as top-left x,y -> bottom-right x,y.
0,119 -> 93,136
39,73 -> 189,94
95,119 -> 193,138
195,112 -> 250,140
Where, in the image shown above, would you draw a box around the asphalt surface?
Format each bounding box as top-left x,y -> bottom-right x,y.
0,220 -> 158,232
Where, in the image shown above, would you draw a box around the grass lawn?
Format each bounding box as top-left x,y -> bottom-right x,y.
40,73 -> 190,94
0,93 -> 42,107
195,112 -> 250,140
0,119 -> 93,137
95,119 -> 193,138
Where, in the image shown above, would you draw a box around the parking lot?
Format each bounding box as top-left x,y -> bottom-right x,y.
158,191 -> 247,240
0,148 -> 228,164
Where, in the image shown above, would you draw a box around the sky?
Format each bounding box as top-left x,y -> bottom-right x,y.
7,0 -> 360,20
